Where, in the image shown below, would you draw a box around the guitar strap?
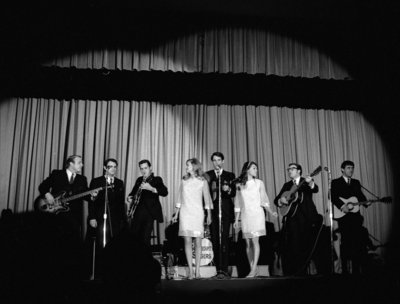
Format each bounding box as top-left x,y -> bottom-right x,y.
360,184 -> 380,200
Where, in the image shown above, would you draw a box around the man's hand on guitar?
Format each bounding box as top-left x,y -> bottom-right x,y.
45,192 -> 55,205
89,219 -> 97,228
270,211 -> 278,217
90,190 -> 99,200
141,182 -> 154,191
340,204 -> 350,213
278,196 -> 287,206
126,196 -> 133,204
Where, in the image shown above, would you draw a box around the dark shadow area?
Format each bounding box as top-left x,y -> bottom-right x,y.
0,66 -> 365,109
160,275 -> 399,304
0,210 -> 161,304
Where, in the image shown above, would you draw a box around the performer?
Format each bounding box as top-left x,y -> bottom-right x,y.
88,158 -> 126,246
331,160 -> 369,274
274,163 -> 320,275
127,160 -> 168,246
38,155 -> 88,240
233,161 -> 277,278
172,158 -> 212,279
204,152 -> 236,278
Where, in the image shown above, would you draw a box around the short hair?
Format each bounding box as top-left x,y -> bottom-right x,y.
65,155 -> 82,169
104,158 -> 118,167
138,159 -> 151,167
341,160 -> 355,169
288,163 -> 302,175
211,152 -> 224,161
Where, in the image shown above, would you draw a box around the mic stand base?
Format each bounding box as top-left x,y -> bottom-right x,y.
213,270 -> 231,280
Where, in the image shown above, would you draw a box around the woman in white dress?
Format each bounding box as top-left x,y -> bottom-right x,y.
172,158 -> 212,279
233,161 -> 277,278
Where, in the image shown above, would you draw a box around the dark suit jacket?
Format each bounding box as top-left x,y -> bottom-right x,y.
204,169 -> 236,221
38,169 -> 89,219
128,174 -> 168,223
88,176 -> 126,236
331,176 -> 367,211
274,178 -> 320,223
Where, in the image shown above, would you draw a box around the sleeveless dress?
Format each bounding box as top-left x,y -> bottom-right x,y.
176,177 -> 212,237
234,179 -> 271,239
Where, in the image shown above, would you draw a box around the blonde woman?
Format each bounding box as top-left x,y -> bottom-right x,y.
172,158 -> 212,279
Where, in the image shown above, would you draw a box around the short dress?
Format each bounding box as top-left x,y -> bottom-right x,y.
234,179 -> 271,239
176,177 -> 212,238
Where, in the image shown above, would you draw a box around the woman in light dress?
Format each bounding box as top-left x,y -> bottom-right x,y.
172,158 -> 212,279
233,161 -> 277,278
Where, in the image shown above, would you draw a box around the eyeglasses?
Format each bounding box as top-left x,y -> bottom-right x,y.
287,167 -> 298,171
106,165 -> 117,169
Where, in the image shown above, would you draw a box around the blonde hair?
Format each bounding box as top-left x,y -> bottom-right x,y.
183,158 -> 204,180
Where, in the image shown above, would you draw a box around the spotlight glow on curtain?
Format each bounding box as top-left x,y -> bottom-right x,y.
0,98 -> 393,246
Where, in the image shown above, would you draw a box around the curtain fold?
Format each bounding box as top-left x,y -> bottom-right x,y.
43,27 -> 349,79
0,98 -> 392,246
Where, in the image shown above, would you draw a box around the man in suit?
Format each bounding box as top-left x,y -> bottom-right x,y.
38,155 -> 89,240
204,152 -> 236,278
331,160 -> 368,274
88,158 -> 126,270
127,160 -> 168,247
274,163 -> 320,275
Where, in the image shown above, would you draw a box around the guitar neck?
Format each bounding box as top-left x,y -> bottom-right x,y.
357,199 -> 379,205
291,177 -> 311,194
291,167 -> 321,194
351,197 -> 390,206
62,186 -> 104,202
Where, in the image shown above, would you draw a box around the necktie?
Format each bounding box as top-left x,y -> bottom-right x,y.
347,178 -> 351,185
69,174 -> 75,184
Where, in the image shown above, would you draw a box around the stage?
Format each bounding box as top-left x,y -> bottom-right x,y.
158,274 -> 398,304
60,273 -> 399,304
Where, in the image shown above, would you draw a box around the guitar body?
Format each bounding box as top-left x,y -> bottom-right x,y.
279,190 -> 302,217
277,165 -> 322,217
34,185 -> 111,215
34,192 -> 70,214
334,196 -> 360,219
332,196 -> 392,219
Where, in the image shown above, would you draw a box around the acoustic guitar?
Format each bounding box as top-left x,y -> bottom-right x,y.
278,166 -> 322,217
333,196 -> 392,219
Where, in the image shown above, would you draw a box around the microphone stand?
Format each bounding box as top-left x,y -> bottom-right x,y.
325,168 -> 335,274
103,176 -> 110,248
216,168 -> 229,278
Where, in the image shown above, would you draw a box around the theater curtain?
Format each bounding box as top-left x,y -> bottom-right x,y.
0,98 -> 393,246
43,27 -> 349,80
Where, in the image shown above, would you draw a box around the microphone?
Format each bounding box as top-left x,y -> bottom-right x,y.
106,175 -> 114,187
215,165 -> 222,176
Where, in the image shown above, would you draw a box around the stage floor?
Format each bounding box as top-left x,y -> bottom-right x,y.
3,273 -> 398,304
159,274 -> 399,304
